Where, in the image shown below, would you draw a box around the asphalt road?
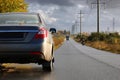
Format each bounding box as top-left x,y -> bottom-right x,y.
1,39 -> 120,80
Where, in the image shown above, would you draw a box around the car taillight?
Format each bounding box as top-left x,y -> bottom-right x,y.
31,52 -> 42,55
34,27 -> 48,39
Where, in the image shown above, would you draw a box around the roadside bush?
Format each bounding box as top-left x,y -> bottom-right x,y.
75,34 -> 81,39
74,32 -> 120,54
74,34 -> 88,42
109,32 -> 120,38
87,32 -> 107,41
75,32 -> 120,44
87,32 -> 120,43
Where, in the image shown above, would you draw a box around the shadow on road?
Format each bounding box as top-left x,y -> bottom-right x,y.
0,64 -> 53,80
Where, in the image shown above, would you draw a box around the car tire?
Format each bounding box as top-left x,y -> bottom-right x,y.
52,57 -> 55,63
42,60 -> 53,72
0,64 -> 4,70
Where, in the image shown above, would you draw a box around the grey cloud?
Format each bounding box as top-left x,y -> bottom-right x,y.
106,0 -> 120,9
87,0 -> 120,9
26,0 -> 75,6
26,0 -> 120,8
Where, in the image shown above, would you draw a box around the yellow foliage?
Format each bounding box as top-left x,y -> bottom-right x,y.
0,0 -> 28,13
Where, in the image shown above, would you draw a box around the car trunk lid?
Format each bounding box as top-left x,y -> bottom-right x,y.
0,26 -> 39,43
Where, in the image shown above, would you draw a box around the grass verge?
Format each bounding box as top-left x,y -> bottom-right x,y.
53,34 -> 65,50
86,41 -> 120,54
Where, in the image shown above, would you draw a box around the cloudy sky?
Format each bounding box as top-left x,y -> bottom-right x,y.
25,0 -> 120,33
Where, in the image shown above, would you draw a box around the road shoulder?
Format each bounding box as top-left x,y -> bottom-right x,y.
71,39 -> 120,69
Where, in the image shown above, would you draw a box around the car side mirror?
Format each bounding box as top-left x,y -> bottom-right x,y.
49,28 -> 56,34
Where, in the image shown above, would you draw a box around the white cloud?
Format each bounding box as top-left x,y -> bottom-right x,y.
46,6 -> 60,15
48,17 -> 58,24
28,4 -> 58,24
77,4 -> 88,9
36,10 -> 58,24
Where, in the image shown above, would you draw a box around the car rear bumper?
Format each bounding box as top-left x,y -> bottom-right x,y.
0,41 -> 53,63
0,42 -> 46,64
0,43 -> 43,52
0,52 -> 45,64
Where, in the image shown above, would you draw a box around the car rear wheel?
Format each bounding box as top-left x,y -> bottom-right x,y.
52,57 -> 55,63
42,60 -> 53,72
0,64 -> 4,70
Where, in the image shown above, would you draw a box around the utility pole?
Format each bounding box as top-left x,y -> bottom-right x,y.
91,0 -> 106,33
78,10 -> 84,37
113,17 -> 115,32
71,24 -> 75,34
107,27 -> 109,33
91,0 -> 106,39
97,0 -> 100,34
75,21 -> 78,34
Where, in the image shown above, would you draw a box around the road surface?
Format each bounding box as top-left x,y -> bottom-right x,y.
1,39 -> 120,80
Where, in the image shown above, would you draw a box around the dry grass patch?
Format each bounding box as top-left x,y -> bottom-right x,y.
86,41 -> 120,54
53,34 -> 65,50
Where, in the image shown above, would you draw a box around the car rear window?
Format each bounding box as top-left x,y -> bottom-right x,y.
0,14 -> 41,24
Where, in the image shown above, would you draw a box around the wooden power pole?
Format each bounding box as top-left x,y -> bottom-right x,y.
78,10 -> 84,37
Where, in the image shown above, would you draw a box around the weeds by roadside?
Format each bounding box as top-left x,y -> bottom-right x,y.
53,33 -> 65,50
86,41 -> 120,54
74,32 -> 120,54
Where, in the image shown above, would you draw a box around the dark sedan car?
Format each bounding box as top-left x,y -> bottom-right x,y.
0,13 -> 54,71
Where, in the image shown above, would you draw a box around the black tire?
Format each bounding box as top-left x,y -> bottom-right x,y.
0,64 -> 2,68
0,64 -> 4,71
42,60 -> 53,72
52,57 -> 55,63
